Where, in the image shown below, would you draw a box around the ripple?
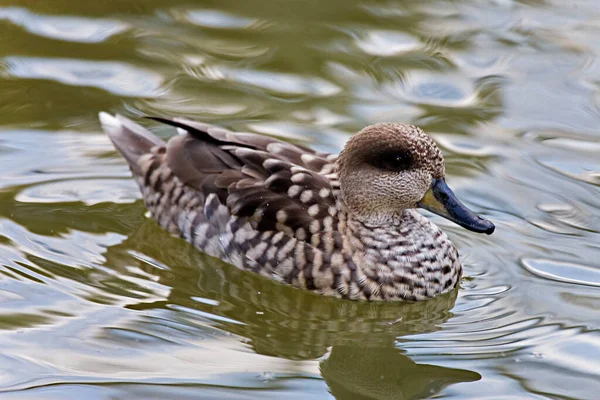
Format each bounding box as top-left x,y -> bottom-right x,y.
434,135 -> 497,157
15,179 -> 140,206
536,156 -> 600,186
0,219 -> 124,271
145,93 -> 247,117
522,258 -> 600,287
536,202 -> 599,233
4,57 -> 163,97
101,327 -> 178,346
542,137 -> 600,153
246,122 -> 311,142
184,62 -> 342,97
248,121 -> 347,152
394,72 -> 477,107
355,30 -> 421,56
451,50 -> 511,77
224,68 -> 341,97
0,131 -> 127,189
0,7 -> 127,43
185,9 -> 258,29
512,331 -> 600,398
292,108 -> 352,126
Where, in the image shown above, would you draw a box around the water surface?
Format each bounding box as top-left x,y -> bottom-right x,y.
1,0 -> 600,398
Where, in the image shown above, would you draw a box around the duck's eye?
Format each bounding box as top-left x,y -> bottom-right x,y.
370,151 -> 413,172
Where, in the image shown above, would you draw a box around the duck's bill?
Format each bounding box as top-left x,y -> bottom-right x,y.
417,178 -> 495,235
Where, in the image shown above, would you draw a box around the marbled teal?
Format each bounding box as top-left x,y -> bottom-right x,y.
99,113 -> 494,301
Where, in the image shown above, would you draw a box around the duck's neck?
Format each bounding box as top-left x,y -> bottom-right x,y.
343,207 -> 441,258
338,201 -> 462,298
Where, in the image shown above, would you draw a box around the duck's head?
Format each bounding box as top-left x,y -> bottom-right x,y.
337,123 -> 494,234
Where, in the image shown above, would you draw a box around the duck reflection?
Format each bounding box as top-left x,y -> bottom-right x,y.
321,345 -> 479,400
104,216 -> 480,398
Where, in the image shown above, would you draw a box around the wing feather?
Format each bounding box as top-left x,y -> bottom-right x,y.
155,117 -> 339,240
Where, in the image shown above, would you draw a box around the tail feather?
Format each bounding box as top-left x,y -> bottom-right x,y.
99,112 -> 164,174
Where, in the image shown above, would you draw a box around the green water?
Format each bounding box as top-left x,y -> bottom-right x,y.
1,0 -> 600,398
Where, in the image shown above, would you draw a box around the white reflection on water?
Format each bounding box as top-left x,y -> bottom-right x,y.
0,7 -> 127,43
355,30 -> 421,56
185,9 -> 258,29
225,68 -> 342,97
15,179 -> 139,206
4,57 -> 164,97
522,258 -> 600,287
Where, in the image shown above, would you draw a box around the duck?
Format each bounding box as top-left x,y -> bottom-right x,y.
99,113 -> 494,301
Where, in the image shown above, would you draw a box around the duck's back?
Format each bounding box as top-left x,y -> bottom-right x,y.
100,113 -> 356,295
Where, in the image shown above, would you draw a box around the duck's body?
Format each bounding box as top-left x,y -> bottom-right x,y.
100,113 -> 493,301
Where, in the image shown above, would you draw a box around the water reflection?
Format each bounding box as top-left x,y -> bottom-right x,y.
116,220 -> 456,356
106,219 -> 480,398
0,7 -> 127,43
321,346 -> 480,400
5,57 -> 164,98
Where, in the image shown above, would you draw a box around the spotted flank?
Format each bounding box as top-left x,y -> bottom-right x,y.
99,112 -> 494,301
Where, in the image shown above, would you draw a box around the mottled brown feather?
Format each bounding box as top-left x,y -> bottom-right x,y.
152,117 -> 339,240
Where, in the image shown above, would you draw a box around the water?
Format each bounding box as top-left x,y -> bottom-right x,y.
1,0 -> 600,398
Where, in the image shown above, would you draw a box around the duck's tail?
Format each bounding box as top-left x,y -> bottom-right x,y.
99,112 -> 165,174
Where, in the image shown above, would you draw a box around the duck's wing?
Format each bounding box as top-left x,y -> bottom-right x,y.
151,117 -> 339,239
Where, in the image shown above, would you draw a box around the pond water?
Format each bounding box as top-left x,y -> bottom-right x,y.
1,0 -> 600,398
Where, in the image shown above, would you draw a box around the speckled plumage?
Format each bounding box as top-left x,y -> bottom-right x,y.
100,113 -> 468,301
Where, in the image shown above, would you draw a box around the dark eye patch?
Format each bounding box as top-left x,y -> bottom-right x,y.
367,150 -> 413,172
